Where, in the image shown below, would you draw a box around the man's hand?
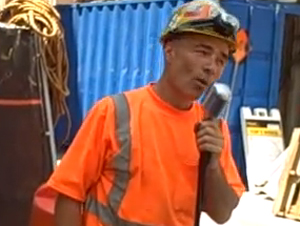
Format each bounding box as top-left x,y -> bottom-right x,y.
194,119 -> 239,223
195,119 -> 224,167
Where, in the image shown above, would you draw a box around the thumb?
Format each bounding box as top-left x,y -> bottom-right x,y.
194,122 -> 201,133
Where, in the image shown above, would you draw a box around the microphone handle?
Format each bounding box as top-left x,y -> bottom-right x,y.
194,82 -> 230,225
194,117 -> 217,225
194,151 -> 211,226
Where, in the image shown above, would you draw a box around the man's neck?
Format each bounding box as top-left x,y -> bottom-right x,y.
153,75 -> 193,110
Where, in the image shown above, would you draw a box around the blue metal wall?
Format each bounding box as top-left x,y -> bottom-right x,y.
55,0 -> 298,183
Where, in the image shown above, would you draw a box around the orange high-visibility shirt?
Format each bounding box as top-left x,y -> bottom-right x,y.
47,84 -> 245,226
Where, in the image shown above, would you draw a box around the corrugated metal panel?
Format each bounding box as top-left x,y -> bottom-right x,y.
218,1 -> 282,182
56,0 -> 286,182
61,0 -> 186,116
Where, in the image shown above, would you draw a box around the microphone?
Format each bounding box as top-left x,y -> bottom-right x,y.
202,82 -> 231,119
194,82 -> 231,226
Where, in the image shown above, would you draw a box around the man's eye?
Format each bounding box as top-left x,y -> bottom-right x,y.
195,50 -> 209,55
217,58 -> 226,66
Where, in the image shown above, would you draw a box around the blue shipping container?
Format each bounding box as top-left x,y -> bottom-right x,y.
55,0 -> 300,184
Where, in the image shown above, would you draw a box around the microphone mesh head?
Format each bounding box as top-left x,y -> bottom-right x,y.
202,83 -> 231,118
214,83 -> 231,101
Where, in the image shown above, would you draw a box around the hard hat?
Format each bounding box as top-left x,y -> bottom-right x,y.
160,0 -> 240,52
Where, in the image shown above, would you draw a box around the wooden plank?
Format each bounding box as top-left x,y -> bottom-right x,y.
285,182 -> 297,215
290,171 -> 297,176
285,212 -> 300,221
273,128 -> 300,216
297,157 -> 300,176
293,182 -> 300,216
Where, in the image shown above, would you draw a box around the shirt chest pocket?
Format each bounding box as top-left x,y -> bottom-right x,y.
173,171 -> 197,225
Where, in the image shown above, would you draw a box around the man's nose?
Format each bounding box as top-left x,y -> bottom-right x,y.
203,59 -> 217,77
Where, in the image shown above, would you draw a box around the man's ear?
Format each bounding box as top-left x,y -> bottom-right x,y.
163,41 -> 175,64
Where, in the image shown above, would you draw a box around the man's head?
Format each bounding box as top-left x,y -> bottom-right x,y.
159,0 -> 239,102
162,32 -> 230,101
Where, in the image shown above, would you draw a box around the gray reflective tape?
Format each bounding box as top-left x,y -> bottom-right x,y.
86,195 -> 118,225
86,195 -> 153,226
109,93 -> 131,212
85,93 -> 150,225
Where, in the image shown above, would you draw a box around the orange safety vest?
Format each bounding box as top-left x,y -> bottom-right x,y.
83,93 -> 149,225
31,85 -> 245,226
31,93 -> 138,226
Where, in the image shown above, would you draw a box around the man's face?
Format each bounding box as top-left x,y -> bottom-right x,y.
164,33 -> 230,101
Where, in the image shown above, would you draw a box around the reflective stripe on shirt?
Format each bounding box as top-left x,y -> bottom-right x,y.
85,93 -> 151,226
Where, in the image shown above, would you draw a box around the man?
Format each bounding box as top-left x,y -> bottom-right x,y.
47,1 -> 245,225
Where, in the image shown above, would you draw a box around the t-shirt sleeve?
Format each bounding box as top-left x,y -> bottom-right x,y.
47,97 -> 115,202
219,120 -> 245,197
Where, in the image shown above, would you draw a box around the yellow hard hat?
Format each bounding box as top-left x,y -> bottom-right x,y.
160,0 -> 240,52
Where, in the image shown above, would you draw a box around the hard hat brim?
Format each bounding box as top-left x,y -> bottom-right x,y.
160,28 -> 236,53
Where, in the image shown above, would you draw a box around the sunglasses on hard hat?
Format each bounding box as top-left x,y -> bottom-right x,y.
168,2 -> 240,39
175,13 -> 238,39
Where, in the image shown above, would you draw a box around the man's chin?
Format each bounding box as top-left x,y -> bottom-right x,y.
189,92 -> 204,102
194,89 -> 205,100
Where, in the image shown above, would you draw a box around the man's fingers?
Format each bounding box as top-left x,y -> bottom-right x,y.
197,124 -> 223,139
200,119 -> 221,128
194,119 -> 224,155
197,134 -> 223,146
197,135 -> 223,150
198,143 -> 222,154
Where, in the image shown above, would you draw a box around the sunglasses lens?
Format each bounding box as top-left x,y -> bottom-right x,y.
222,14 -> 240,32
